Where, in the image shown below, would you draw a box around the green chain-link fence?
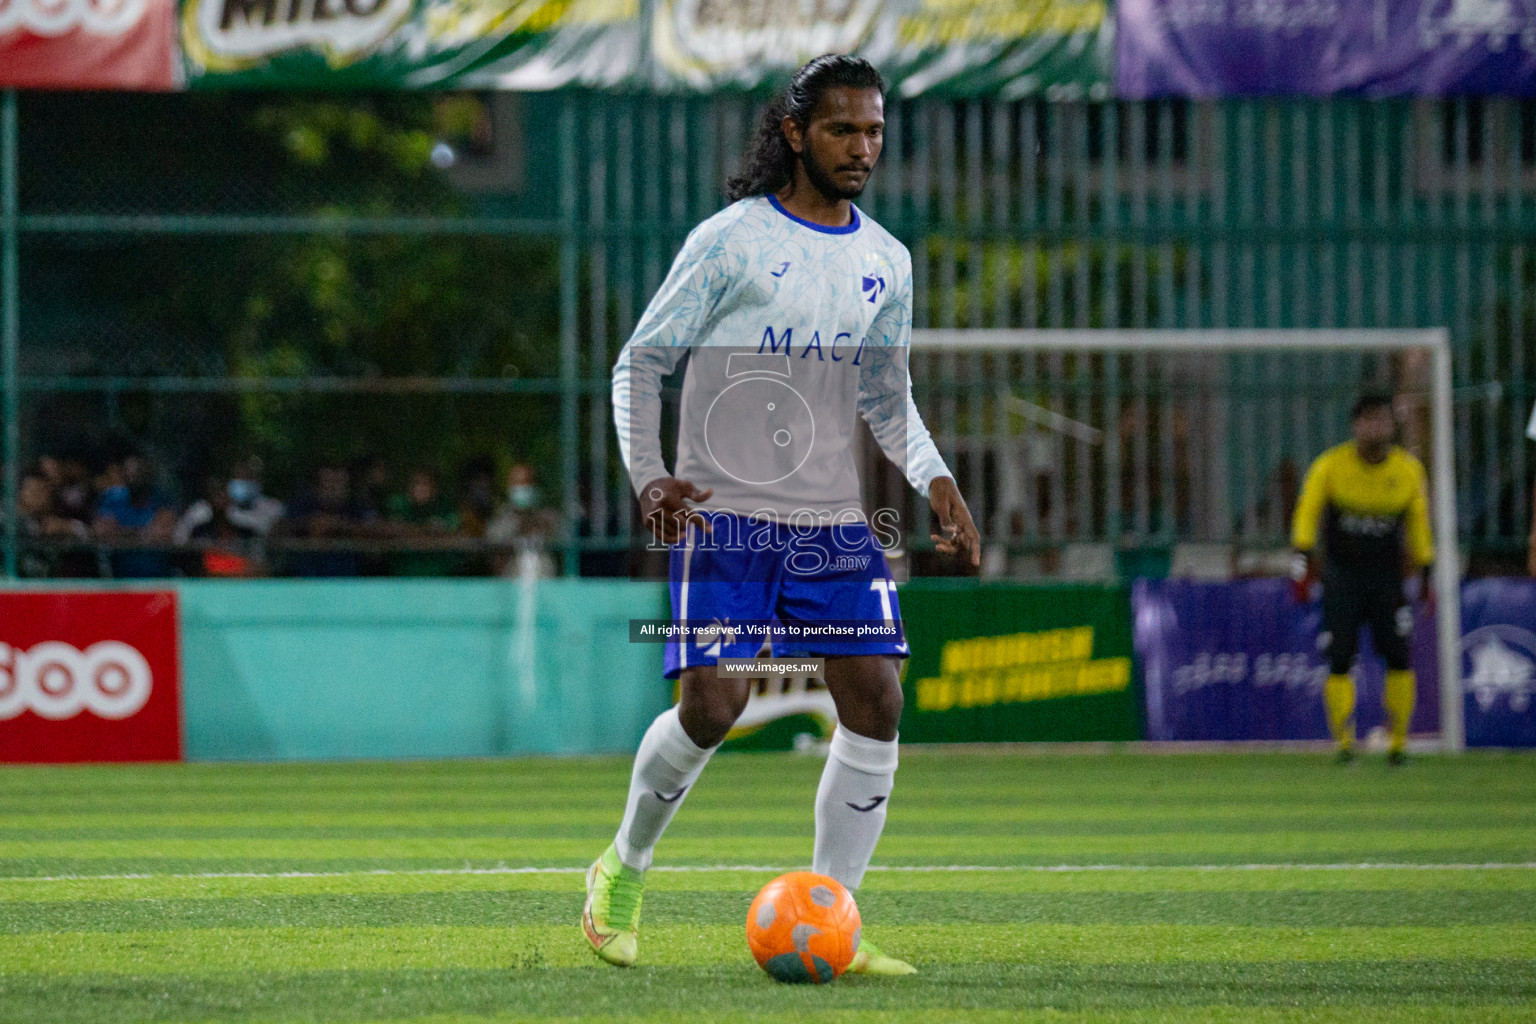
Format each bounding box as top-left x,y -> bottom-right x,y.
4,90 -> 1534,578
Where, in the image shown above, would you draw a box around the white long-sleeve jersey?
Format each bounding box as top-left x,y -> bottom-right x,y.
611,195 -> 950,524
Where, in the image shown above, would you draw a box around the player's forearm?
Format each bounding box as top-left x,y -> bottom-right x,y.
1290,509 -> 1321,552
612,346 -> 673,495
901,401 -> 951,497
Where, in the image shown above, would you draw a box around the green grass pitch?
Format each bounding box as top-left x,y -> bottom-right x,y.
1,749 -> 1534,1023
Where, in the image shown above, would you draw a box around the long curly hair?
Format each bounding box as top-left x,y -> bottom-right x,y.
725,54 -> 886,202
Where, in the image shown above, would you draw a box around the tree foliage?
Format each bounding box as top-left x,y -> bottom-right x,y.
21,92 -> 562,495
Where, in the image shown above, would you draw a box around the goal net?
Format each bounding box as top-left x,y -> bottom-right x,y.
893,328 -> 1463,750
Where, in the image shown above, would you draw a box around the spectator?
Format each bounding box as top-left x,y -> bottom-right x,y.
177,474 -> 266,578
174,456 -> 285,545
37,454 -> 95,525
18,467 -> 91,578
486,462 -> 561,578
282,461 -> 376,577
456,455 -> 499,539
93,453 -> 177,578
385,466 -> 463,576
352,454 -> 392,521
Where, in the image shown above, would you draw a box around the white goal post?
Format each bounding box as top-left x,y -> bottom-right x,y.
910,328 -> 1464,752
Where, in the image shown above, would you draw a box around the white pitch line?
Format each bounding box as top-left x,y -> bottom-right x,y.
2,862 -> 1535,884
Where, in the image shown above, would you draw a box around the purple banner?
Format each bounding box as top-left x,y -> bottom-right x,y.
1133,578 -> 1438,742
1118,0 -> 1536,97
1460,578 -> 1536,747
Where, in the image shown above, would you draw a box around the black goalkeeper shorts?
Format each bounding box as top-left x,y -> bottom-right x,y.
1319,568 -> 1412,675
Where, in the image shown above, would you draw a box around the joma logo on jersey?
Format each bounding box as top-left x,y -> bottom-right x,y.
758,326 -> 866,363
861,275 -> 886,304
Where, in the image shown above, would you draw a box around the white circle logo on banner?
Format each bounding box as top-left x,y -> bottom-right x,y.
0,643 -> 25,720
0,641 -> 154,721
83,642 -> 153,719
0,0 -> 149,38
25,642 -> 86,721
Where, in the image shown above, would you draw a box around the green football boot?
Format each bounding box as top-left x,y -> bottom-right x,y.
582,844 -> 645,967
847,934 -> 917,976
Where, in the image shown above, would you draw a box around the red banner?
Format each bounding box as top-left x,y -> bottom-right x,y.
0,0 -> 178,90
0,590 -> 182,762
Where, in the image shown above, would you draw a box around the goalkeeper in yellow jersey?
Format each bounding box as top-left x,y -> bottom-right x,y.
1291,392 -> 1434,765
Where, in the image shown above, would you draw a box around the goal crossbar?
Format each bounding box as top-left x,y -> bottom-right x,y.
911,328 -> 1463,752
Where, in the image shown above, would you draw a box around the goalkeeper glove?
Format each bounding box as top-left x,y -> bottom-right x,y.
1290,551 -> 1318,604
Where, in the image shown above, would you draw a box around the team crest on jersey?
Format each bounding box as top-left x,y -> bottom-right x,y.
861,253 -> 892,305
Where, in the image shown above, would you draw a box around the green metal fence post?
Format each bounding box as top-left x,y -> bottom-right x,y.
559,93 -> 581,577
2,90 -> 18,581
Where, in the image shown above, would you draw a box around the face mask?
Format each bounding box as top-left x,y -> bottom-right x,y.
509,484 -> 538,510
228,479 -> 259,506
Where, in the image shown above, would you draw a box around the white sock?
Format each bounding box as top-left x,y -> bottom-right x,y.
812,726 -> 898,892
613,705 -> 716,872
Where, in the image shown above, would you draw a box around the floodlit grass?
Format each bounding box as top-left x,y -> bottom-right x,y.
0,750 -> 1533,1022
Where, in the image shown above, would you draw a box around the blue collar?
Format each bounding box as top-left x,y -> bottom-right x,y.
767,194 -> 861,235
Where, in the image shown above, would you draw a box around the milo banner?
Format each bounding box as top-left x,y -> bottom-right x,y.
175,0 -> 1109,93
179,0 -> 641,89
1132,578 -> 1441,744
897,580 -> 1140,743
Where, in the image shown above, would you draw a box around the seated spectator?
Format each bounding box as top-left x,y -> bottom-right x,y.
37,454 -> 95,525
455,455 -> 500,575
352,453 -> 392,522
384,467 -> 463,576
281,461 -> 376,577
176,474 -> 266,578
486,462 -> 562,578
174,456 -> 285,545
195,506 -> 266,579
93,454 -> 177,579
456,455 -> 498,538
19,466 -> 91,578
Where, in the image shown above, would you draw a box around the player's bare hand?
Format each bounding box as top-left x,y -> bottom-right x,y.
928,476 -> 981,568
639,477 -> 714,545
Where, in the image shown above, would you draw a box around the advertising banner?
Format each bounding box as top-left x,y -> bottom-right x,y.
179,0 -> 642,89
646,0 -> 1110,99
1133,578 -> 1439,743
1460,578 -> 1536,748
898,580 -> 1141,743
175,0 -> 1109,94
1118,0 -> 1536,98
0,590 -> 183,763
0,0 -> 179,89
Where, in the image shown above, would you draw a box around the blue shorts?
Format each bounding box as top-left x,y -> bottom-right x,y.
663,511 -> 908,679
